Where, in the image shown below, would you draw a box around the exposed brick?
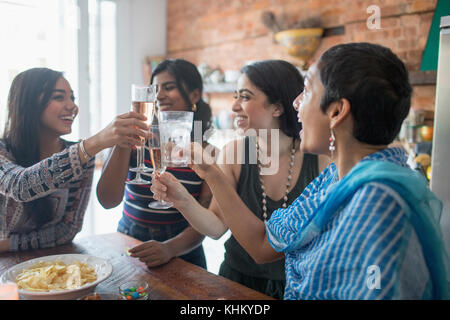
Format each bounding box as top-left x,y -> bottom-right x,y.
382,4 -> 409,17
404,26 -> 418,37
391,28 -> 403,38
408,0 -> 437,13
400,14 -> 421,26
167,0 -> 438,115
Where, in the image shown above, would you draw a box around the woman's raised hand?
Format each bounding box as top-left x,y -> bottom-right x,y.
84,111 -> 149,156
150,172 -> 191,208
99,111 -> 149,149
151,142 -> 218,209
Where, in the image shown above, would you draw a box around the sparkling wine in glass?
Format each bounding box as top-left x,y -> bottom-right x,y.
148,124 -> 174,209
126,84 -> 156,185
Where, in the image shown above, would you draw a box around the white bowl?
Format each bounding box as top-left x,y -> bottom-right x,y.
0,254 -> 112,300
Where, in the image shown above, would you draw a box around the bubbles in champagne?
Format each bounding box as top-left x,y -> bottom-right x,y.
150,147 -> 164,174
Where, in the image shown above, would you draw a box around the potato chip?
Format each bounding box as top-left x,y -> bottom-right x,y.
15,260 -> 97,292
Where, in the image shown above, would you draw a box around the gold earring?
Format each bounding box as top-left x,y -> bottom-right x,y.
192,103 -> 197,112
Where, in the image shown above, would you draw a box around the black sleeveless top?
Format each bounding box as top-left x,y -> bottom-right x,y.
223,136 -> 319,280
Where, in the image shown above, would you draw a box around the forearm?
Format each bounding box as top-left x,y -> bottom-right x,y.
96,146 -> 131,208
9,222 -> 78,251
204,165 -> 281,263
163,226 -> 205,258
8,168 -> 93,252
0,144 -> 89,202
80,133 -> 107,165
177,196 -> 228,239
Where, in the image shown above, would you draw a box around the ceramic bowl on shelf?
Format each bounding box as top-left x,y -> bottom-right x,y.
274,28 -> 323,65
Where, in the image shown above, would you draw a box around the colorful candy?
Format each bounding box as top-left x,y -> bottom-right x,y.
120,285 -> 147,300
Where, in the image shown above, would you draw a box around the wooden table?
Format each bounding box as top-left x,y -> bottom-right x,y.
0,232 -> 274,300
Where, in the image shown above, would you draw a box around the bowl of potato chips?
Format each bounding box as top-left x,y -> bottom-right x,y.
0,254 -> 112,300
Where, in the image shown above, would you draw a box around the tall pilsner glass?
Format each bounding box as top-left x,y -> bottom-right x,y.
126,84 -> 157,185
159,111 -> 194,167
148,111 -> 193,209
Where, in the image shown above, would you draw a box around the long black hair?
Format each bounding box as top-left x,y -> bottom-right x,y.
3,67 -> 63,227
241,60 -> 304,139
150,59 -> 212,140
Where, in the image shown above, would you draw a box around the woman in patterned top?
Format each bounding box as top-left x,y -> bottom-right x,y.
97,59 -> 213,269
0,67 -> 148,252
152,43 -> 449,299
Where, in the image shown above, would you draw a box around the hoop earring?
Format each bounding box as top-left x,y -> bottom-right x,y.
329,129 -> 336,161
192,103 -> 197,112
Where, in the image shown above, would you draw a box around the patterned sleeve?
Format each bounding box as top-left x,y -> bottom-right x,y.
0,140 -> 95,251
315,182 -> 414,300
8,158 -> 95,251
0,141 -> 85,202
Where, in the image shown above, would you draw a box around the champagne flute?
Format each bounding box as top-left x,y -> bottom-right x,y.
148,124 -> 174,209
127,84 -> 156,185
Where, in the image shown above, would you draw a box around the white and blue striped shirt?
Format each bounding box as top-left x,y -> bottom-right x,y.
267,148 -> 431,299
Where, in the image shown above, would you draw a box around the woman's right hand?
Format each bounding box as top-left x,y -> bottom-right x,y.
84,111 -> 149,155
150,172 -> 192,209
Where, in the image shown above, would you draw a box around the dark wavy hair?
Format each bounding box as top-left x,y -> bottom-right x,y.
3,67 -> 63,227
150,59 -> 212,141
241,60 -> 304,139
317,42 -> 412,145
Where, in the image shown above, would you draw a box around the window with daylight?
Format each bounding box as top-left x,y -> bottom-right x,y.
0,0 -> 119,237
0,0 -> 78,138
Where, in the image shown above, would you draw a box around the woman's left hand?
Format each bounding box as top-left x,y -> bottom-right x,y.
129,240 -> 174,268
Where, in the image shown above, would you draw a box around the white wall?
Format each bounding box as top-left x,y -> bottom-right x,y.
431,18 -> 450,255
116,0 -> 167,115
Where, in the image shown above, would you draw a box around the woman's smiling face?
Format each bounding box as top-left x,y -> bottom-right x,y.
232,74 -> 279,133
293,62 -> 331,155
39,77 -> 78,137
153,70 -> 195,112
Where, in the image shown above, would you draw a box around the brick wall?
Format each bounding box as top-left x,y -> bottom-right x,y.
166,0 -> 438,115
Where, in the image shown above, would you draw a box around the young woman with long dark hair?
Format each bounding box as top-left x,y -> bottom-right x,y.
97,59 -> 214,269
0,67 -> 148,252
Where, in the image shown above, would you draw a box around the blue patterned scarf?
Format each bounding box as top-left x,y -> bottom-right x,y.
278,160 -> 449,299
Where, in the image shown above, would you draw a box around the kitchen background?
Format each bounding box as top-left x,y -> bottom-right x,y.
0,0 -> 447,274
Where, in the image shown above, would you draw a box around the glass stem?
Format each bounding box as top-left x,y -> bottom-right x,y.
140,138 -> 146,169
136,144 -> 143,178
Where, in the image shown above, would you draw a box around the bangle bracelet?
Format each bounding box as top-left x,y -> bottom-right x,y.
80,140 -> 92,160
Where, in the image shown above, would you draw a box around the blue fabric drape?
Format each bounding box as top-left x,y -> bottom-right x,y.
275,160 -> 449,299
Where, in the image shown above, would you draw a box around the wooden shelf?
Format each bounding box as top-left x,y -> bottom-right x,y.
202,71 -> 435,95
409,70 -> 437,85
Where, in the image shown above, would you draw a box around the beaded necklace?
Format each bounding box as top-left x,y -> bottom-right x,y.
256,138 -> 296,221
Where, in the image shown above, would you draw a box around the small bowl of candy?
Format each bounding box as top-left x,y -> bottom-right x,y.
119,280 -> 149,300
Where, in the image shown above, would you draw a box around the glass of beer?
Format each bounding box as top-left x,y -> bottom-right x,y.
148,124 -> 174,209
127,84 -> 157,185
